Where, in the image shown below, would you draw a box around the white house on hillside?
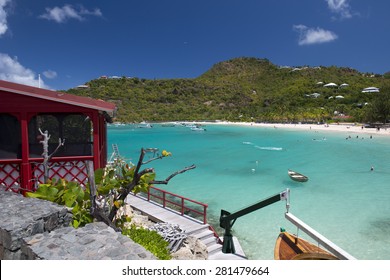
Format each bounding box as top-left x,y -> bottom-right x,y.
362,87 -> 380,93
324,82 -> 338,87
305,92 -> 321,98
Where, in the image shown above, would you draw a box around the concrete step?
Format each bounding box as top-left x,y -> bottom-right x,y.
207,237 -> 247,260
207,243 -> 223,256
185,224 -> 210,235
202,236 -> 218,246
193,229 -> 214,240
208,250 -> 248,260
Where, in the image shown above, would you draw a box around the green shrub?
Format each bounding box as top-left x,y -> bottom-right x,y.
122,225 -> 171,260
26,178 -> 93,228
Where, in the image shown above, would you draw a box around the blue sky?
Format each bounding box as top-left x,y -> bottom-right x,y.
0,0 -> 389,90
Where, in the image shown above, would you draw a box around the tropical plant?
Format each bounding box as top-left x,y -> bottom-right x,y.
26,178 -> 93,228
122,225 -> 172,260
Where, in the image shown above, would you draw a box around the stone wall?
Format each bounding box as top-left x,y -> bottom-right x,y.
0,189 -> 155,260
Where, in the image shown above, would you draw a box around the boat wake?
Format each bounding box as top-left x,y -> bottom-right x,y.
242,141 -> 282,151
255,146 -> 283,151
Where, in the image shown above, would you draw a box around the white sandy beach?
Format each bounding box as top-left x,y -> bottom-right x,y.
197,121 -> 390,138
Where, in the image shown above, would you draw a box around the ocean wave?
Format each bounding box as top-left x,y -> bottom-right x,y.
242,141 -> 254,145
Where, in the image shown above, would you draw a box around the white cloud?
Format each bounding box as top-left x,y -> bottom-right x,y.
43,70 -> 57,79
40,4 -> 102,23
0,53 -> 50,88
326,0 -> 353,19
0,0 -> 11,37
293,25 -> 338,45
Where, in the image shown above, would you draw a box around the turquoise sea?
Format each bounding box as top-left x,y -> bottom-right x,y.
108,124 -> 390,260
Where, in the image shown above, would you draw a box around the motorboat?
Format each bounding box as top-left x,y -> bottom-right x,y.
137,121 -> 153,128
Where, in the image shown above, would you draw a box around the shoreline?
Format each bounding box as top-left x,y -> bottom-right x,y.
196,121 -> 390,138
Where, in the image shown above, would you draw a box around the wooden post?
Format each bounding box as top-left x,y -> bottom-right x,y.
38,128 -> 65,183
86,161 -> 97,208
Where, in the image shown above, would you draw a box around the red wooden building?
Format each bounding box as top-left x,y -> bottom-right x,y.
0,80 -> 116,193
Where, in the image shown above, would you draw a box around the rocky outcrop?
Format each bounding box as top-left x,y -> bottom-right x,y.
0,189 -> 72,259
116,204 -> 155,228
171,236 -> 208,260
0,189 -> 154,260
22,222 -> 156,260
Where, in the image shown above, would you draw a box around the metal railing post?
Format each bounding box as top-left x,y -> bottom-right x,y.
204,205 -> 207,224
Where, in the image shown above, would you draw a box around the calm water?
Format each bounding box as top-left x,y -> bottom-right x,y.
108,124 -> 390,260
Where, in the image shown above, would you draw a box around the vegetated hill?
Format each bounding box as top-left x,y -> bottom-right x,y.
65,57 -> 390,123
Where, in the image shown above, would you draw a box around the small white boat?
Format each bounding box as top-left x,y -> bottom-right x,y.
191,126 -> 206,131
184,123 -> 198,128
138,121 -> 153,128
288,169 -> 308,182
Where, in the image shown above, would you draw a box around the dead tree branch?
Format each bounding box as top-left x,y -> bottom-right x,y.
151,164 -> 196,184
86,161 -> 120,231
39,128 -> 65,183
107,148 -> 196,223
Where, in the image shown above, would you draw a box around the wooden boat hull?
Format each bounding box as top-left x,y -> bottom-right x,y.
288,169 -> 308,182
274,231 -> 338,260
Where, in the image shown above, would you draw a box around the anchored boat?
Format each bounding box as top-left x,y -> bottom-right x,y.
288,169 -> 308,182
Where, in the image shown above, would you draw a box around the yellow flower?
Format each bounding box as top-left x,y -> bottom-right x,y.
162,150 -> 172,157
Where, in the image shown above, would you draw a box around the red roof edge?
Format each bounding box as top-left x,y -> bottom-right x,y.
0,79 -> 117,117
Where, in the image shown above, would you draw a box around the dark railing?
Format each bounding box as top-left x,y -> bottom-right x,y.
140,186 -> 208,224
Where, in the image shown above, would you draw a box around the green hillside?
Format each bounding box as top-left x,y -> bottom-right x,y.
65,57 -> 390,124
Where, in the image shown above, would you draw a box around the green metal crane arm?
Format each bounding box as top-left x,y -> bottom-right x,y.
219,189 -> 289,254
